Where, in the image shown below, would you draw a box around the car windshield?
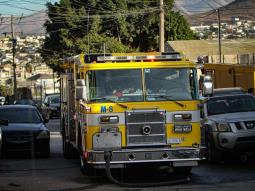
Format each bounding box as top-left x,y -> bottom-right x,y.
207,95 -> 255,116
87,68 -> 197,102
49,96 -> 60,104
0,108 -> 42,123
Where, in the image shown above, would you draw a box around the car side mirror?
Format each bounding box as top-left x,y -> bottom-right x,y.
201,75 -> 213,97
76,79 -> 87,101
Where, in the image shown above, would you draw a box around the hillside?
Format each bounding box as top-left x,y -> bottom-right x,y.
0,11 -> 48,35
186,0 -> 255,25
0,0 -> 253,35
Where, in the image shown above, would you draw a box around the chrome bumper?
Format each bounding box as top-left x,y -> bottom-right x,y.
215,132 -> 255,151
86,147 -> 205,165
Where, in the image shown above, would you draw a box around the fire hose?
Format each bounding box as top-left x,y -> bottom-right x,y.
104,151 -> 191,187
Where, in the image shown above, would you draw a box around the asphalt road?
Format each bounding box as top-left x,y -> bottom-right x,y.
1,119 -> 255,191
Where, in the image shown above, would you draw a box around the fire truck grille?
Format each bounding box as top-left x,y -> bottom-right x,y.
126,110 -> 166,146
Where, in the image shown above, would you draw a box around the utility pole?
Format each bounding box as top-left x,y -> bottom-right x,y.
11,15 -> 17,99
87,9 -> 90,54
53,70 -> 55,94
159,0 -> 164,52
217,8 -> 222,63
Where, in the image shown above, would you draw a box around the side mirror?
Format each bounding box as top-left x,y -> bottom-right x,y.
76,79 -> 87,101
202,75 -> 213,97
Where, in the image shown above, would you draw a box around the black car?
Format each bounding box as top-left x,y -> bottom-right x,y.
41,94 -> 60,120
0,105 -> 50,157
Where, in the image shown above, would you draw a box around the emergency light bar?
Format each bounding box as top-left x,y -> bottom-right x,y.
97,53 -> 183,62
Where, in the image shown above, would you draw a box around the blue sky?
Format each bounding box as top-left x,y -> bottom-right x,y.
0,0 -> 235,16
0,0 -> 59,16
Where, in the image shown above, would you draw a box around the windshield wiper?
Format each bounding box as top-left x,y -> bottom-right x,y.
89,97 -> 128,109
149,95 -> 185,108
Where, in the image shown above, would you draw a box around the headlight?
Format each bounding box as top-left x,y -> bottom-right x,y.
99,116 -> 119,124
174,124 -> 192,133
216,123 -> 231,132
37,130 -> 50,139
173,113 -> 192,122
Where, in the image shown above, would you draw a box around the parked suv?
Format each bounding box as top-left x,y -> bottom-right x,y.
41,94 -> 60,120
202,89 -> 255,162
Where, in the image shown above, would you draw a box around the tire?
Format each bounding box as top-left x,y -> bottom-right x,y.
80,154 -> 94,176
207,139 -> 223,163
173,166 -> 192,174
62,118 -> 76,159
63,130 -> 77,158
41,145 -> 50,158
78,128 -> 94,176
61,118 -> 65,153
63,140 -> 76,159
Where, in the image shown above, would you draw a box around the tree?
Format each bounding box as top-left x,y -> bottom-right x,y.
41,0 -> 195,71
165,11 -> 196,41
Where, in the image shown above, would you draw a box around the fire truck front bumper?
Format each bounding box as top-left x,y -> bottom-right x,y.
86,147 -> 205,168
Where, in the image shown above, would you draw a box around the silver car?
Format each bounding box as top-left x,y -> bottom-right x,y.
202,91 -> 255,162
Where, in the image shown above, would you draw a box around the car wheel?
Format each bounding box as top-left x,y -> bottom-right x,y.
172,166 -> 192,174
41,146 -> 50,158
207,140 -> 223,163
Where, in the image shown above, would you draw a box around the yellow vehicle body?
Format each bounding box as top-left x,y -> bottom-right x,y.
83,102 -> 200,149
204,63 -> 255,91
60,53 -> 204,173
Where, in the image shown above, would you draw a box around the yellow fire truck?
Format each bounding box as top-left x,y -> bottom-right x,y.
60,52 -> 204,179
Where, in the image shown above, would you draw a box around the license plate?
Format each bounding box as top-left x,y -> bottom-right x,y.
167,138 -> 182,144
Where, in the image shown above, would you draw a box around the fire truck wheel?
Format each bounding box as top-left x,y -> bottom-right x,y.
207,140 -> 223,163
61,118 -> 66,153
172,166 -> 192,174
63,141 -> 76,159
80,155 -> 93,176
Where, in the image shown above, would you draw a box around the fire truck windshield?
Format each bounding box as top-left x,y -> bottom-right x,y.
145,68 -> 197,101
87,69 -> 143,102
86,68 -> 197,102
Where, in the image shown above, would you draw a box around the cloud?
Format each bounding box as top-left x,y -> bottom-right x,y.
174,0 -> 235,14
